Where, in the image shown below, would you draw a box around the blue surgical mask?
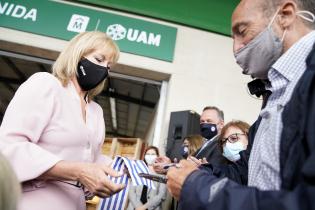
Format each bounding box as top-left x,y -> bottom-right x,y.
180,145 -> 189,159
223,142 -> 245,162
200,123 -> 218,140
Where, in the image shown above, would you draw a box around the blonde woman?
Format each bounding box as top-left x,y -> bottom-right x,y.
0,152 -> 20,210
0,31 -> 125,210
181,135 -> 204,159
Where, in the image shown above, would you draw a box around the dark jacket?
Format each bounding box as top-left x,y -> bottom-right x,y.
178,43 -> 315,210
194,136 -> 228,166
207,115 -> 263,185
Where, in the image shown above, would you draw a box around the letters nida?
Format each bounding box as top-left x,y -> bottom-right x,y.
0,2 -> 37,22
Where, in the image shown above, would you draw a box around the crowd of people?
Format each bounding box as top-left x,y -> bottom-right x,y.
1,0 -> 315,209
165,0 -> 315,210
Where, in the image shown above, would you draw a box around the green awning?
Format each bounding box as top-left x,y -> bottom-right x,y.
76,0 -> 239,36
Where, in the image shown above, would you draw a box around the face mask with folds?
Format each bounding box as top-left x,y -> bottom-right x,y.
223,141 -> 246,162
180,145 -> 189,159
200,123 -> 218,140
144,154 -> 157,165
234,9 -> 285,79
234,9 -> 315,79
77,58 -> 109,91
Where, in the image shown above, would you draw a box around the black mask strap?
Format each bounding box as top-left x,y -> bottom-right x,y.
84,92 -> 89,103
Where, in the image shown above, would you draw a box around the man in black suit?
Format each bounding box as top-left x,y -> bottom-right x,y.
153,106 -> 227,174
194,106 -> 227,165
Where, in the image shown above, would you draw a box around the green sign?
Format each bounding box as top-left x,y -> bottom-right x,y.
77,0 -> 239,36
0,0 -> 177,62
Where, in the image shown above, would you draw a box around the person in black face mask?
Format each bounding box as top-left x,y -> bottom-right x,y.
180,135 -> 203,159
153,106 -> 228,173
168,1 -> 315,209
0,31 -> 125,210
76,57 -> 109,102
193,106 -> 228,165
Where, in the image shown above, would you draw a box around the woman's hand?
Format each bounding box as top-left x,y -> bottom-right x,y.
39,161 -> 125,198
78,163 -> 125,198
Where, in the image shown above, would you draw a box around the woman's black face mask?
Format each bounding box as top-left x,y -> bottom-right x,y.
77,58 -> 109,91
180,145 -> 189,159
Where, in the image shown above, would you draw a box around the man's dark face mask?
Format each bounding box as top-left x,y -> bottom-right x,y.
200,123 -> 218,140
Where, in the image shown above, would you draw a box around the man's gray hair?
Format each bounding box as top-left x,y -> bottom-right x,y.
203,106 -> 224,121
261,0 -> 315,28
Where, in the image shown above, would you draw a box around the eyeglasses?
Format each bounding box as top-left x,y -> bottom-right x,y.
222,133 -> 246,144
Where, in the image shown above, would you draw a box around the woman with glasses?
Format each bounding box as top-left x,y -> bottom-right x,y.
219,120 -> 250,162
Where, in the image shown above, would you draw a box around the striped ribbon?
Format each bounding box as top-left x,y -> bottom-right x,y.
98,156 -> 155,210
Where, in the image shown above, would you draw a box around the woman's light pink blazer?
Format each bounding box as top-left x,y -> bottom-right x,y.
0,72 -> 112,210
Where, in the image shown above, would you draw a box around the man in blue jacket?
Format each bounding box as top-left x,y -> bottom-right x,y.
166,0 -> 315,209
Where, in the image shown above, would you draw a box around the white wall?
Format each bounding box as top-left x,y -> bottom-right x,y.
0,2 -> 261,154
149,27 -> 262,152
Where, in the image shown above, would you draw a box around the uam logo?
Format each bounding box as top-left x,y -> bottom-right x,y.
106,24 -> 127,41
106,24 -> 161,47
67,14 -> 90,33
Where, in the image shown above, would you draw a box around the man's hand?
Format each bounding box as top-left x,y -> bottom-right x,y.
201,157 -> 208,164
153,156 -> 171,174
166,160 -> 198,200
136,205 -> 147,210
155,156 -> 172,164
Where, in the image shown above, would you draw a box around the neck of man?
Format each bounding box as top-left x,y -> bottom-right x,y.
206,133 -> 219,142
283,25 -> 313,52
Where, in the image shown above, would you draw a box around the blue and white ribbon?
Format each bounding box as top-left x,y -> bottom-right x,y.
98,156 -> 155,210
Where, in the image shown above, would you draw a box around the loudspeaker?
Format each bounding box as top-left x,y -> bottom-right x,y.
166,110 -> 200,161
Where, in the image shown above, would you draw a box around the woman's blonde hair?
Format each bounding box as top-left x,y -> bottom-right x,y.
52,31 -> 120,101
0,153 -> 20,210
184,135 -> 204,155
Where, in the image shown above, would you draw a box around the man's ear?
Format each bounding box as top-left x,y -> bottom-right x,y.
218,120 -> 224,131
278,1 -> 299,29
